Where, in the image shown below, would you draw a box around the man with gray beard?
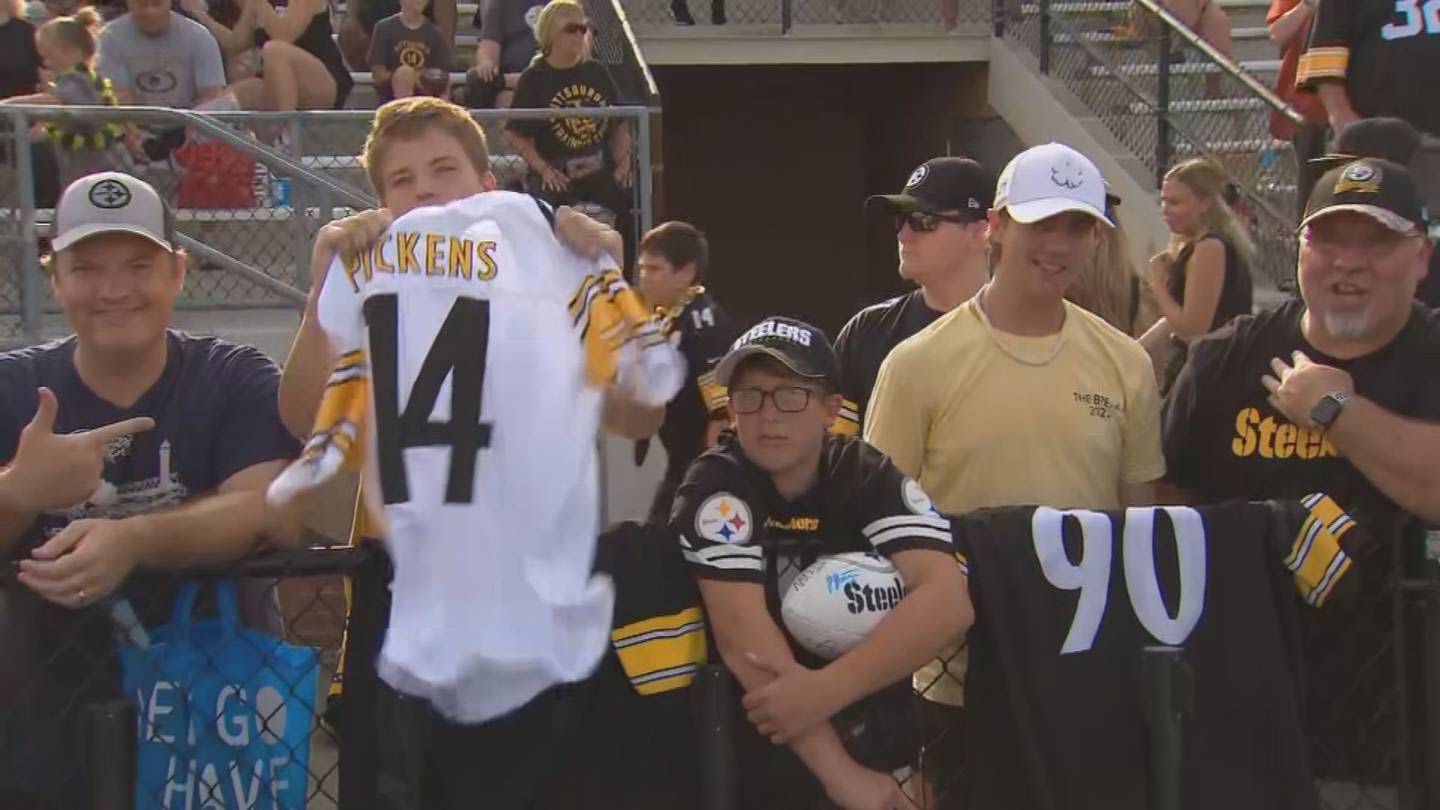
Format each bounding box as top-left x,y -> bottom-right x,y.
1161,156 -> 1439,534
1160,156 -> 1439,790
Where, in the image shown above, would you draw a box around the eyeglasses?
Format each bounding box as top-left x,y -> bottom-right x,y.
563,22 -> 590,34
893,210 -> 976,233
730,386 -> 815,414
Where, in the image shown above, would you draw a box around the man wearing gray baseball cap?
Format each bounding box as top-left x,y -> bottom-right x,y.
0,172 -> 300,807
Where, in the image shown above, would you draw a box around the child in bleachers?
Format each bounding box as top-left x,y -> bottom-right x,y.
7,8 -> 132,188
366,0 -> 450,104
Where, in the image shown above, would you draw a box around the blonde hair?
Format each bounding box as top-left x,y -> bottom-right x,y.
1066,217 -> 1141,334
39,7 -> 103,62
534,0 -> 585,56
361,96 -> 490,197
1164,158 -> 1256,268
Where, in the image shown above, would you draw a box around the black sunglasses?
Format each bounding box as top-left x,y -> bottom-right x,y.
563,22 -> 590,34
893,210 -> 977,233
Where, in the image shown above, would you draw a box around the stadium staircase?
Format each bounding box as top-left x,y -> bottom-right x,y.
989,0 -> 1304,293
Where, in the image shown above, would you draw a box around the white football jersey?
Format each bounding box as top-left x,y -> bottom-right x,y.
269,191 -> 683,723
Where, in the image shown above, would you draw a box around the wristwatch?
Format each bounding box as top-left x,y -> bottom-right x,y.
1310,391 -> 1350,430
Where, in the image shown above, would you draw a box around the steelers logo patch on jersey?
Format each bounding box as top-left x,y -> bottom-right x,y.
902,477 -> 936,515
696,492 -> 753,544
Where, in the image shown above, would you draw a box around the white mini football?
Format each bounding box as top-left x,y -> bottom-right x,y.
781,551 -> 906,660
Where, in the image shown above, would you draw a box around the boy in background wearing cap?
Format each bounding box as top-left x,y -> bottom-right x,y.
832,157 -> 994,436
865,143 -> 1165,805
671,316 -> 971,810
0,172 -> 300,806
1161,157 -> 1440,796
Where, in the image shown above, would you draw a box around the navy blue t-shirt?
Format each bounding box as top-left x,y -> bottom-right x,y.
0,330 -> 299,806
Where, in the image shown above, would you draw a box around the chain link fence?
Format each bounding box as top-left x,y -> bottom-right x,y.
0,543 -> 383,810
997,0 -> 1301,292
621,0 -> 990,30
0,105 -> 654,349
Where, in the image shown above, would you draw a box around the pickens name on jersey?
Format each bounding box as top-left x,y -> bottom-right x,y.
339,228 -> 502,292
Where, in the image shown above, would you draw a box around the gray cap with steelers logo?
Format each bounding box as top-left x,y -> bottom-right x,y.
51,172 -> 175,253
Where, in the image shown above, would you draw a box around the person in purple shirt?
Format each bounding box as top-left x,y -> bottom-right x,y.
0,172 -> 301,808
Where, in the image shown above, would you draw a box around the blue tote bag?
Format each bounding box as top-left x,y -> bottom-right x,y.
120,580 -> 320,810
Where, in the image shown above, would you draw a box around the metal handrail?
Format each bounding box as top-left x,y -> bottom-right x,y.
3,104 -> 377,210
610,0 -> 661,103
1127,0 -> 1302,126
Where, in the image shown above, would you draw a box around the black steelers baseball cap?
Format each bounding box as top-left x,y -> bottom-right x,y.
1300,157 -> 1428,236
715,316 -> 839,388
866,157 -> 993,219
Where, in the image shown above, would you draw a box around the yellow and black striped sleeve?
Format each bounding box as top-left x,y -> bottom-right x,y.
611,606 -> 708,695
1295,0 -> 1352,88
306,349 -> 370,472
568,267 -> 669,386
831,398 -> 862,437
1283,493 -> 1358,608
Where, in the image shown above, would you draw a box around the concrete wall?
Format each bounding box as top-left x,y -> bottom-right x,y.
652,62 -> 1019,337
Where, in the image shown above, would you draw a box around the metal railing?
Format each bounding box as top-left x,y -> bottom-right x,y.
620,0 -> 991,31
0,104 -> 656,347
998,0 -> 1304,291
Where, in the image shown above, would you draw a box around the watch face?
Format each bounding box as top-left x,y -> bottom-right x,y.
1311,396 -> 1341,428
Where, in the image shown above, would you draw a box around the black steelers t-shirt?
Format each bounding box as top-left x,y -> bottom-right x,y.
832,290 -> 945,436
956,496 -> 1367,810
1163,297 -> 1440,538
508,58 -> 624,165
657,287 -> 736,491
670,432 -> 954,669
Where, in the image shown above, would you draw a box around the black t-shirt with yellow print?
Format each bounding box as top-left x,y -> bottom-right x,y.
1163,298 -> 1440,539
508,58 -> 623,165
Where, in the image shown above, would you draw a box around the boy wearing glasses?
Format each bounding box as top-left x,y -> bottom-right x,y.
671,316 -> 972,810
832,157 -> 994,436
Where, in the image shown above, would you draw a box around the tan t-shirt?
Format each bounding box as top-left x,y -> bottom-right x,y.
864,297 -> 1166,705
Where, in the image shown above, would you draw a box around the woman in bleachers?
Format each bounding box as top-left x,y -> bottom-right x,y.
0,0 -> 39,100
183,0 -> 352,112
507,0 -> 634,261
1139,157 -> 1255,394
0,0 -> 53,205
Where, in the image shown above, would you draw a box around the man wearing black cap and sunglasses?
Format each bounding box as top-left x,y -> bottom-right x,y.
1162,157 -> 1440,789
671,316 -> 971,809
831,157 -> 993,436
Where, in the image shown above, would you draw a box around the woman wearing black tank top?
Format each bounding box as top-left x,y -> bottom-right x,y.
1140,157 -> 1255,393
186,0 -> 353,110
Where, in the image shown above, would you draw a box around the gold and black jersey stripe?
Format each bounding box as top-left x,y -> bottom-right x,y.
1284,492 -> 1356,608
611,607 -> 708,696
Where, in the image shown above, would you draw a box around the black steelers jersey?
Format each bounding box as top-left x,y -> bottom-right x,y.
669,433 -> 953,668
1297,0 -> 1440,136
657,287 -> 736,484
832,290 -> 945,436
956,495 -> 1366,810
